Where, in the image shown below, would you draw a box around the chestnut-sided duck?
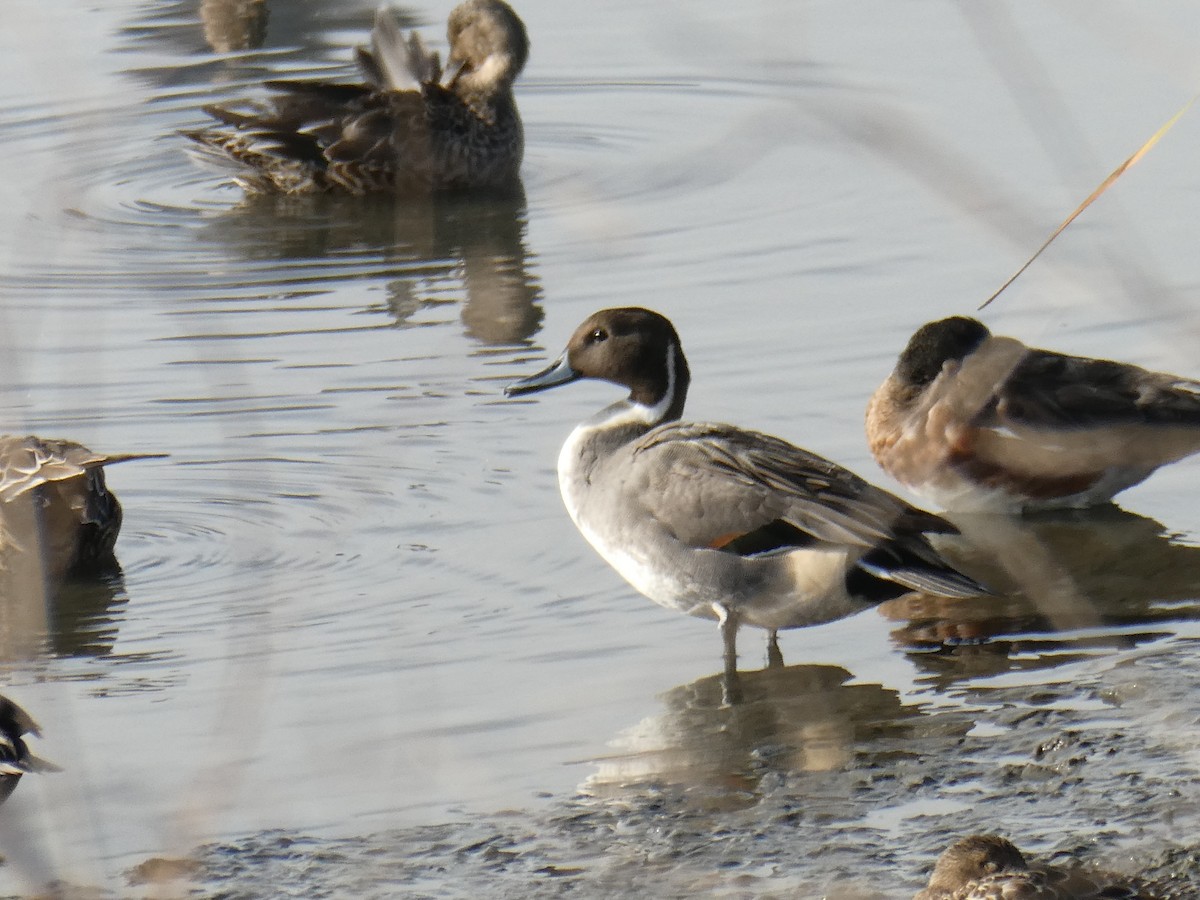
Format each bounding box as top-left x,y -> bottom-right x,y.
869,316 -> 1200,513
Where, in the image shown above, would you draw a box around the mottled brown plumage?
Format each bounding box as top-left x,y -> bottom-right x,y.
0,435 -> 158,581
186,0 -> 528,195
916,835 -> 1156,899
868,317 -> 1200,512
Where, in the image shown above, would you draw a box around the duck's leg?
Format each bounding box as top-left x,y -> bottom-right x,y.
766,629 -> 784,669
715,603 -> 743,705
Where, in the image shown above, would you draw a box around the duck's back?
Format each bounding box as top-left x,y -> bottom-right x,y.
195,82 -> 521,194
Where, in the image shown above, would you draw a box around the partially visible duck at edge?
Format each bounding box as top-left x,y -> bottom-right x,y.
868,316 -> 1200,514
0,694 -> 57,805
506,308 -> 989,701
915,834 -> 1156,899
0,435 -> 162,581
186,0 -> 529,195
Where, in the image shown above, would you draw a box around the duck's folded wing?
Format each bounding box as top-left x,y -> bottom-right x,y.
0,437 -> 158,503
957,351 -> 1200,479
210,82 -> 378,136
994,349 -> 1200,429
632,423 -> 952,552
189,84 -> 434,190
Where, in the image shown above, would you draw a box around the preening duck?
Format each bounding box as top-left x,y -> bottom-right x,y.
187,0 -> 529,195
868,316 -> 1200,513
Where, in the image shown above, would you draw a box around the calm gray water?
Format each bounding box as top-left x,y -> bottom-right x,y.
1,0 -> 1199,896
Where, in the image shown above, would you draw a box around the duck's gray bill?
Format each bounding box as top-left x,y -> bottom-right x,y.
504,354 -> 580,397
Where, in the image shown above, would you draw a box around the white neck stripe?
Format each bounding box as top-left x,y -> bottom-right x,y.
642,341 -> 676,422
626,340 -> 676,426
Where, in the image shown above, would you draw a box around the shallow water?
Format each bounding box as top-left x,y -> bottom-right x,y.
1,0 -> 1200,896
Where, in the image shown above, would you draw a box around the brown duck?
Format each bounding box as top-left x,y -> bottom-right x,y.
0,435 -> 157,581
186,0 -> 529,195
915,834 -> 1156,899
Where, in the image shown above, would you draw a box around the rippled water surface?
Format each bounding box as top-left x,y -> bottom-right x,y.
2,0 -> 1200,896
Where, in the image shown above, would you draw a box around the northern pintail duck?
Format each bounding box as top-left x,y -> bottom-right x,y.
505,308 -> 988,693
915,834 -> 1154,899
0,694 -> 55,805
186,0 -> 529,194
868,316 -> 1200,513
0,436 -> 158,580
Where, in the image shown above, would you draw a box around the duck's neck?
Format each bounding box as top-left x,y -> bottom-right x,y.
460,83 -> 514,114
623,338 -> 690,427
456,57 -> 520,120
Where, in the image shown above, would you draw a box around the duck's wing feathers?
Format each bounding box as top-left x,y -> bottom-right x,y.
632,423 -> 952,550
0,696 -> 59,775
0,696 -> 37,773
187,83 -> 434,193
954,866 -> 1154,899
632,424 -> 983,599
355,7 -> 442,91
0,695 -> 40,741
953,348 -> 1200,479
992,349 -> 1200,430
187,78 -> 493,193
0,436 -> 160,503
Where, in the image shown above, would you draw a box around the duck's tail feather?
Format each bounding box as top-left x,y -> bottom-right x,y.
865,562 -> 988,599
857,547 -> 991,600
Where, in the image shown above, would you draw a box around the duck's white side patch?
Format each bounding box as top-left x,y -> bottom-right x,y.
556,424 -> 590,528
573,515 -> 711,620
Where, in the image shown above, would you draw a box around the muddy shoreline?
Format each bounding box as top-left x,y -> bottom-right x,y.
174,639 -> 1200,898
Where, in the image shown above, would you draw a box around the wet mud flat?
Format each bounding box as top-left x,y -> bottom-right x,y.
170,639 -> 1200,898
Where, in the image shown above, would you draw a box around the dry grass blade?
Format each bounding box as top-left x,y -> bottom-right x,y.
979,92 -> 1198,310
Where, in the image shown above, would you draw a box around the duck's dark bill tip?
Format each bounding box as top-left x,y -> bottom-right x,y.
504,355 -> 579,397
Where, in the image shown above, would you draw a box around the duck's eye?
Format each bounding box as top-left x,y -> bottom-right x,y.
590,328 -> 607,343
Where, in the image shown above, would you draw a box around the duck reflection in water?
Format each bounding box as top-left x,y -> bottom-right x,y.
200,184 -> 543,345
200,0 -> 268,53
582,664 -> 920,802
0,436 -> 158,660
882,505 -> 1200,685
190,0 -> 540,342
